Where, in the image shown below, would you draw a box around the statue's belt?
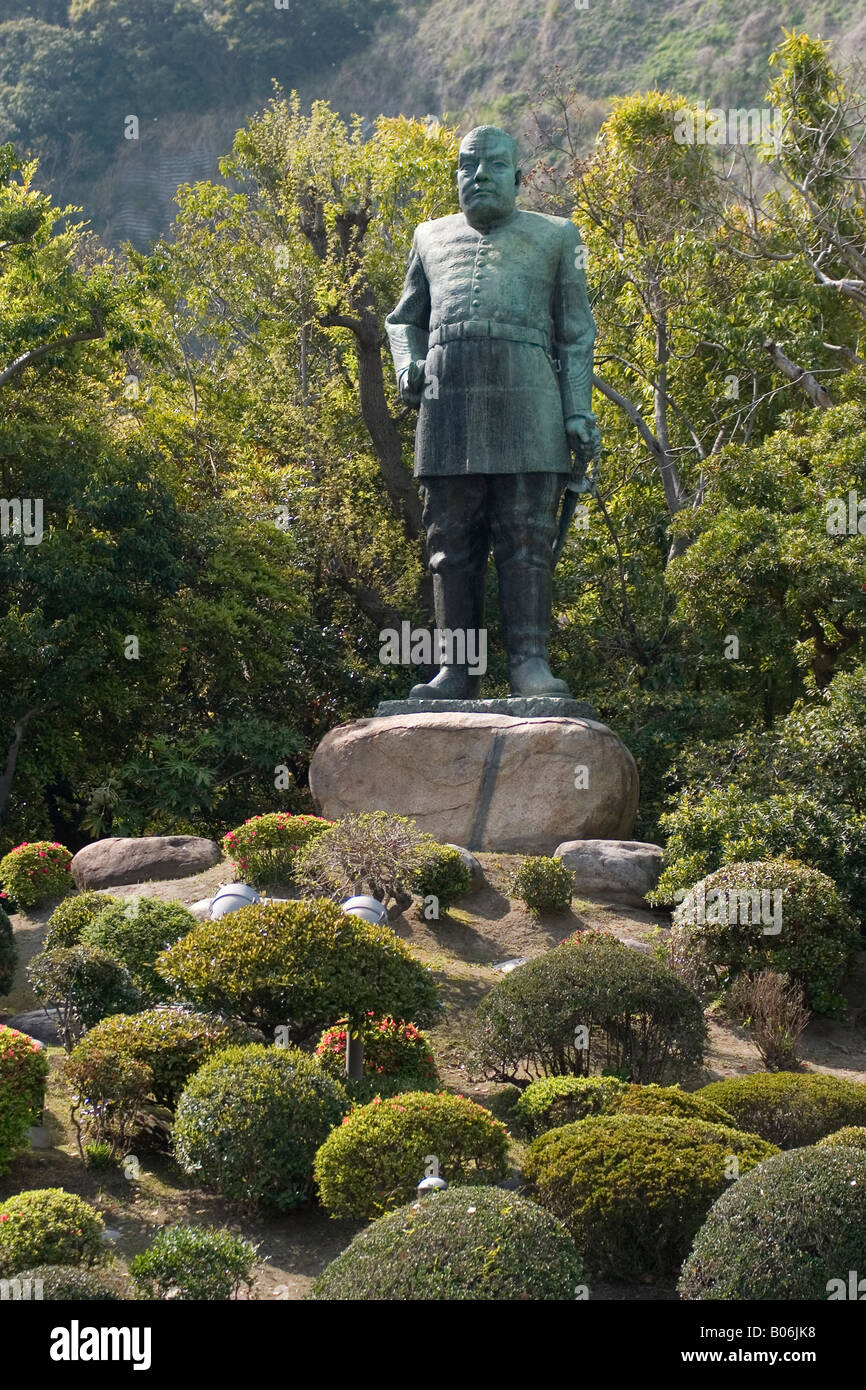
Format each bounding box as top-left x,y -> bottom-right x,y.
427,320 -> 550,352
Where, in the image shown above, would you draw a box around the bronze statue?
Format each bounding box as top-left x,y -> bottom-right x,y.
385,124 -> 600,699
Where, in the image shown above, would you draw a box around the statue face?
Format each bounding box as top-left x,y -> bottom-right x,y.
457,133 -> 520,229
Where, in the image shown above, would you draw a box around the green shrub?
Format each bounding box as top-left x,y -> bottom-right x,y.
524,1114 -> 777,1280
506,856 -> 573,914
0,1024 -> 48,1122
650,785 -> 866,927
0,1189 -> 107,1275
63,1048 -> 153,1158
157,898 -> 442,1042
816,1126 -> 866,1151
71,1008 -> 255,1108
296,811 -> 437,917
11,1265 -> 122,1299
82,897 -> 196,1003
0,1026 -> 50,1174
410,844 -> 472,914
315,1014 -> 438,1090
27,946 -> 141,1049
515,1075 -> 735,1137
173,1044 -> 348,1211
314,1090 -> 509,1220
310,1186 -> 584,1300
0,904 -> 15,997
0,841 -> 72,910
222,813 -> 332,889
679,1147 -> 866,1299
469,932 -> 706,1085
669,858 -> 858,1015
698,1072 -> 866,1148
128,1224 -> 258,1300
44,892 -> 123,952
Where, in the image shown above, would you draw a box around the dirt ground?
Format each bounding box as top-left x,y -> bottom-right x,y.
3,852 -> 866,1301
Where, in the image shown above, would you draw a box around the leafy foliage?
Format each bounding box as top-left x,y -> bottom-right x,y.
506,856 -> 573,915
222,812 -> 332,888
0,842 -> 72,909
314,1090 -> 510,1219
524,1114 -> 777,1280
311,1187 -> 584,1300
0,1026 -> 49,1174
82,896 -> 196,1003
70,1007 -> 254,1108
514,1076 -> 736,1138
28,945 -> 141,1048
698,1072 -> 866,1148
156,898 -> 442,1040
128,1224 -> 258,1301
173,1043 -> 348,1211
0,1188 -> 107,1275
679,1147 -> 866,1300
469,932 -> 706,1086
668,858 -> 858,1015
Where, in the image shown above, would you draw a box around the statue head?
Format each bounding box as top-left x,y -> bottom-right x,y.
457,126 -> 521,230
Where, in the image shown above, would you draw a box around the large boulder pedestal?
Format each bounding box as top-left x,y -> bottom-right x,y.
309,704 -> 638,855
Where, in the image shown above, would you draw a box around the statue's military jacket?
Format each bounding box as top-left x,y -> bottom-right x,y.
385,208 -> 596,477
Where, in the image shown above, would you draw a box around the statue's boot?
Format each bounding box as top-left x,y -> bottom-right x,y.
409,568 -> 485,700
498,561 -> 572,698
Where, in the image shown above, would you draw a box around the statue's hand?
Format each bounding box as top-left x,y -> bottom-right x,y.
399,359 -> 428,407
565,412 -> 602,465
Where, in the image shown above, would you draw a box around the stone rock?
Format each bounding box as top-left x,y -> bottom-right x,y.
492,957 -> 529,973
309,713 -> 638,854
444,844 -> 485,892
376,696 -> 598,719
188,897 -> 214,921
5,1009 -> 61,1047
554,839 -> 663,907
28,1125 -> 50,1149
71,836 -> 221,890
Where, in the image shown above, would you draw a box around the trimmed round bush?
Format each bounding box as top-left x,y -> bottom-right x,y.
296,811 -> 436,917
70,1008 -> 255,1108
0,1025 -> 48,1123
28,946 -> 141,1046
314,1090 -> 510,1220
515,1075 -> 736,1137
64,1048 -> 153,1157
698,1072 -> 866,1148
128,1224 -> 258,1300
470,932 -> 706,1085
0,1026 -> 50,1174
316,1014 -> 438,1095
679,1147 -> 866,1300
0,841 -> 72,910
82,897 -> 196,1003
507,856 -> 573,914
157,898 -> 442,1041
222,813 -> 332,889
524,1113 -> 777,1280
411,844 -> 472,914
173,1044 -> 348,1210
311,1186 -> 584,1300
0,903 -> 15,996
816,1126 -> 866,1151
12,1265 -> 122,1300
0,1189 -> 107,1275
671,858 -> 859,1016
44,891 -> 123,952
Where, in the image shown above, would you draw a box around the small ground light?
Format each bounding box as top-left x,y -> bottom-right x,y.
209,883 -> 261,919
341,895 -> 389,926
417,1176 -> 448,1194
